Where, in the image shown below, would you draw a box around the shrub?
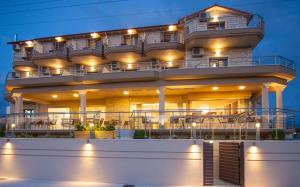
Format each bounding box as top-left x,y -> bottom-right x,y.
133,130 -> 146,139
0,125 -> 5,137
271,129 -> 285,140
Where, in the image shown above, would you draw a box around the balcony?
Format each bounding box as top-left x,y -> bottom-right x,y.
69,40 -> 105,66
184,15 -> 264,49
104,39 -> 144,63
145,31 -> 185,61
6,56 -> 295,87
32,47 -> 70,68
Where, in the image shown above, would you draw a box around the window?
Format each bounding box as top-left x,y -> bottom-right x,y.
207,22 -> 225,30
209,57 -> 228,67
122,35 -> 137,45
55,42 -> 66,51
24,109 -> 34,118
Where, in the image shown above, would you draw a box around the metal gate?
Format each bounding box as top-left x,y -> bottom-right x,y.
219,142 -> 244,186
203,142 -> 213,186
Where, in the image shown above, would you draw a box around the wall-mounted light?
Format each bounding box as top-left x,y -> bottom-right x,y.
25,41 -> 34,47
156,90 -> 160,94
11,124 -> 16,129
55,36 -> 64,42
55,69 -> 62,75
212,86 -> 219,91
123,91 -> 129,95
89,66 -> 96,72
255,122 -> 261,129
90,32 -> 100,39
209,140 -> 213,144
127,29 -> 136,35
73,93 -> 79,98
168,25 -> 177,32
25,71 -> 31,78
192,122 -> 196,127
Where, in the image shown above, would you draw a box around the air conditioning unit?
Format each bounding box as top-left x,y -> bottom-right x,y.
192,47 -> 204,58
199,12 -> 210,22
13,44 -> 21,51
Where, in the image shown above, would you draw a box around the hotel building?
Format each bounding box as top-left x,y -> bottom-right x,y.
4,5 -> 296,137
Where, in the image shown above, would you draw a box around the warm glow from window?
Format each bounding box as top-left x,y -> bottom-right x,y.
25,41 -> 34,47
127,29 -> 136,35
52,94 -> 58,99
73,93 -> 79,98
212,86 -> 219,91
239,85 -> 246,90
123,91 -> 129,95
90,32 -> 100,39
55,36 -> 64,42
168,25 -> 177,31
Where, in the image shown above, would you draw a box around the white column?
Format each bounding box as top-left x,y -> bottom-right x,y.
158,86 -> 165,128
14,93 -> 23,114
275,85 -> 286,128
261,83 -> 270,127
79,90 -> 87,124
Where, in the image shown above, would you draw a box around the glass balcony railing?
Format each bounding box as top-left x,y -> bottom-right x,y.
7,56 -> 295,80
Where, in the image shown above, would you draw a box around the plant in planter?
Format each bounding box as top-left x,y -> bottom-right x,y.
271,129 -> 285,140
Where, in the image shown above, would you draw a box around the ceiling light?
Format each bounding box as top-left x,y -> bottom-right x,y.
239,85 -> 246,90
55,37 -> 64,42
215,49 -> 221,56
73,93 -> 79,98
127,29 -> 136,35
90,32 -> 100,39
25,41 -> 34,47
156,90 -> 160,94
123,91 -> 129,95
52,94 -> 58,99
168,25 -> 177,31
212,86 -> 219,91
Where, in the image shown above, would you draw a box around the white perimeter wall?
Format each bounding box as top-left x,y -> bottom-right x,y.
0,139 -> 203,186
244,141 -> 300,187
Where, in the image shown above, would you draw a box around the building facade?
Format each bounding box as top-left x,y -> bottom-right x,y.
4,5 -> 296,136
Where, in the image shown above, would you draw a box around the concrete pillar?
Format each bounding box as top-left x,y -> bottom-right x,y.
14,93 -> 23,114
79,90 -> 87,124
275,85 -> 286,128
158,86 -> 165,128
261,83 -> 270,127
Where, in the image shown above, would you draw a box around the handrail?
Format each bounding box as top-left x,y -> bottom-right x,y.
6,56 -> 295,80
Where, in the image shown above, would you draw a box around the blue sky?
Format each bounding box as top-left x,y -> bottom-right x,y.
0,0 -> 299,119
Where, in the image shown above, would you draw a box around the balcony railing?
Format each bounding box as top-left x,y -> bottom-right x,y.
7,56 -> 295,80
4,108 -> 295,134
32,47 -> 69,60
185,14 -> 264,35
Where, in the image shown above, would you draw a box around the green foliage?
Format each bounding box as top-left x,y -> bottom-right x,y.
133,130 -> 146,139
75,122 -> 115,131
271,129 -> 285,140
0,125 -> 5,137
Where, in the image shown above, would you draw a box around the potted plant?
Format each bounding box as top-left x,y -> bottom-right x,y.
74,122 -> 89,139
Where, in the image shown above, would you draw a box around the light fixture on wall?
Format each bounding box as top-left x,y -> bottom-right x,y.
156,90 -> 160,94
209,140 -> 213,144
11,124 -> 16,129
127,64 -> 133,69
73,93 -> 79,98
215,49 -> 221,56
167,61 -> 173,67
239,85 -> 246,90
123,91 -> 129,95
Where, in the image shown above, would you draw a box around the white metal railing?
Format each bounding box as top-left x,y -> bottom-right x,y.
185,15 -> 263,35
7,56 -> 295,80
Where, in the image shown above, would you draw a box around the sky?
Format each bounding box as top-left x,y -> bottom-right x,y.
0,0 -> 299,121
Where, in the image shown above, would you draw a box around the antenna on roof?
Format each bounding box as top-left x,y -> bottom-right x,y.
13,33 -> 18,42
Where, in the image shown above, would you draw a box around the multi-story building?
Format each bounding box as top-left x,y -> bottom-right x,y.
4,5 -> 296,138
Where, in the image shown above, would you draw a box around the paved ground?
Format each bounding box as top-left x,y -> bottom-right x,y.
0,178 -> 240,187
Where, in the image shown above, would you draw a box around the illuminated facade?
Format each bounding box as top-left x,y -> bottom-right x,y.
4,5 -> 296,134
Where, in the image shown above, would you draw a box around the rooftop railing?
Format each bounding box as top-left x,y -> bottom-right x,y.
185,14 -> 264,35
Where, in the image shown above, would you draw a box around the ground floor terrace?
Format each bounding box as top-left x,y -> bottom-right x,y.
5,79 -> 295,138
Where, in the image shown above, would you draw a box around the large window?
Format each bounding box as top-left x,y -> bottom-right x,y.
207,22 -> 225,30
